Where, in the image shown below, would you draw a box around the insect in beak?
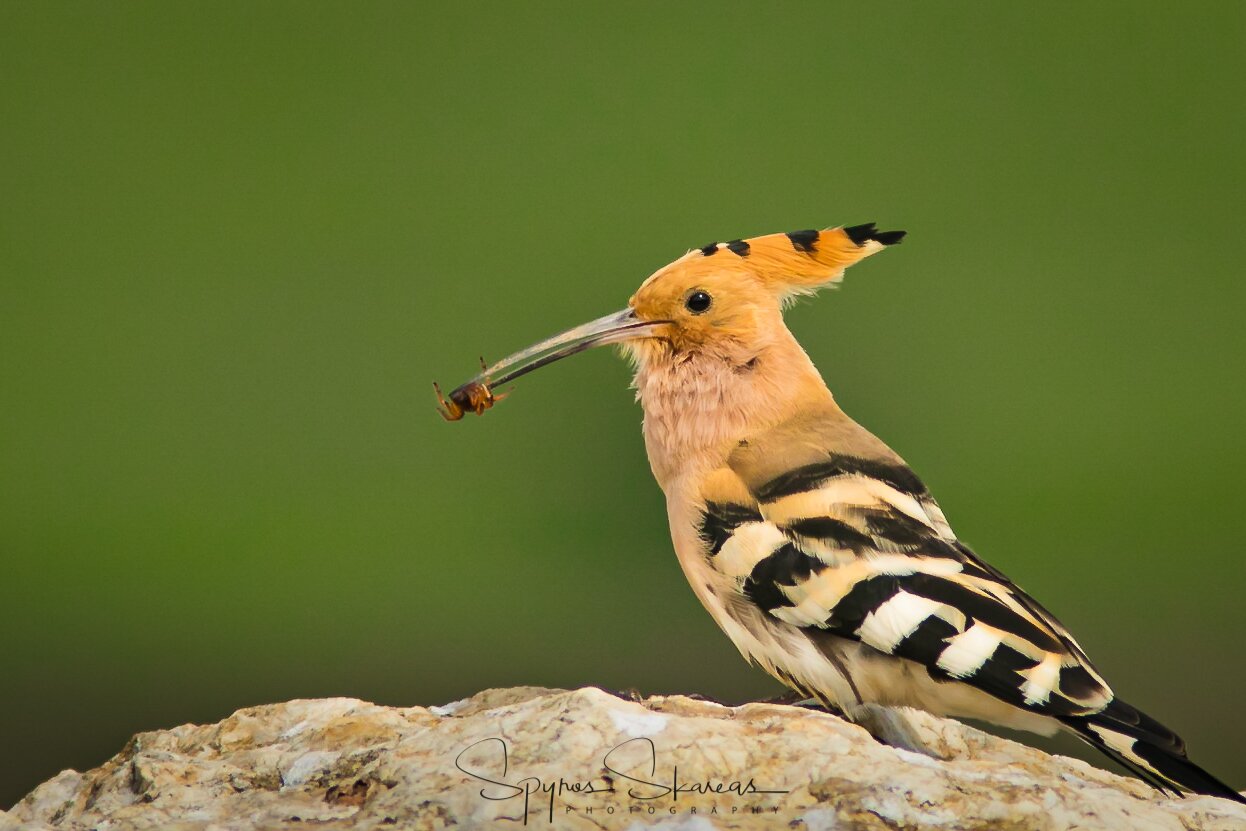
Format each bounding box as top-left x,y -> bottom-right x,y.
434,307 -> 667,421
433,379 -> 504,421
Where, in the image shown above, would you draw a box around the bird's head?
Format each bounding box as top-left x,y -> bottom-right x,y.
625,225 -> 905,365
435,224 -> 904,420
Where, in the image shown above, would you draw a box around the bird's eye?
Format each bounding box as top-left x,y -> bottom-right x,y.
685,290 -> 712,314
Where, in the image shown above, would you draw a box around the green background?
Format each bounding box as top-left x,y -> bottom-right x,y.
2,1 -> 1243,809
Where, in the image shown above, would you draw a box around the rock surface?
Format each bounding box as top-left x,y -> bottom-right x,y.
2,686 -> 1244,830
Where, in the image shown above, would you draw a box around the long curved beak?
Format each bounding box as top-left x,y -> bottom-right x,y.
435,308 -> 667,420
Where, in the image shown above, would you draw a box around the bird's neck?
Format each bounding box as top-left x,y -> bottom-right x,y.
631,330 -> 832,491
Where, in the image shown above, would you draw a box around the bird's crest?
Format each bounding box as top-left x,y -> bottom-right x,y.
651,223 -> 906,302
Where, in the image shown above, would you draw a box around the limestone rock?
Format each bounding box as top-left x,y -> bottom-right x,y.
2,686 -> 1243,830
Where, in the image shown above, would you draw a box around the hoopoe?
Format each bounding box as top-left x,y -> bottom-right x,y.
437,224 -> 1244,802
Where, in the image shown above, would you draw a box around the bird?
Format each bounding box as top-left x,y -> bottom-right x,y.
437,223 -> 1244,802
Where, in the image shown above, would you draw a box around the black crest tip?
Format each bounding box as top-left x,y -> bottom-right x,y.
726,239 -> 751,257
843,222 -> 906,247
842,222 -> 879,246
700,243 -> 720,256
874,230 -> 907,246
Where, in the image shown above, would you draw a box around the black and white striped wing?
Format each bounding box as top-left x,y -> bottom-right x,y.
701,454 -> 1113,718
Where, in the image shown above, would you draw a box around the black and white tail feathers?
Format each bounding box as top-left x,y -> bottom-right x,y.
1061,699 -> 1244,803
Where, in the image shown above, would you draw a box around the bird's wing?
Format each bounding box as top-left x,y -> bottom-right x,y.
707,404 -> 1116,720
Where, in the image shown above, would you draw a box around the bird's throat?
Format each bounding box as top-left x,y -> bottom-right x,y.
630,336 -> 831,490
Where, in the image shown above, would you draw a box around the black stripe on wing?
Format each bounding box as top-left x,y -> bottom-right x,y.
855,509 -> 999,580
756,455 -> 930,502
699,501 -> 763,556
784,517 -> 876,552
744,544 -> 828,611
971,644 -> 1042,703
1058,664 -> 1105,701
890,615 -> 959,670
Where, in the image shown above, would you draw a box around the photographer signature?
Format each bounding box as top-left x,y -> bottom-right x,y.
454,736 -> 788,823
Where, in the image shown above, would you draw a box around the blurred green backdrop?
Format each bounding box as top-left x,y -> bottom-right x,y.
3,1 -> 1244,809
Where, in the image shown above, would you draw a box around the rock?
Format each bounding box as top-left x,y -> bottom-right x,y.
2,686 -> 1243,830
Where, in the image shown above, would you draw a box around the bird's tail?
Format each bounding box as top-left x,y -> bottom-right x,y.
1060,698 -> 1244,803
